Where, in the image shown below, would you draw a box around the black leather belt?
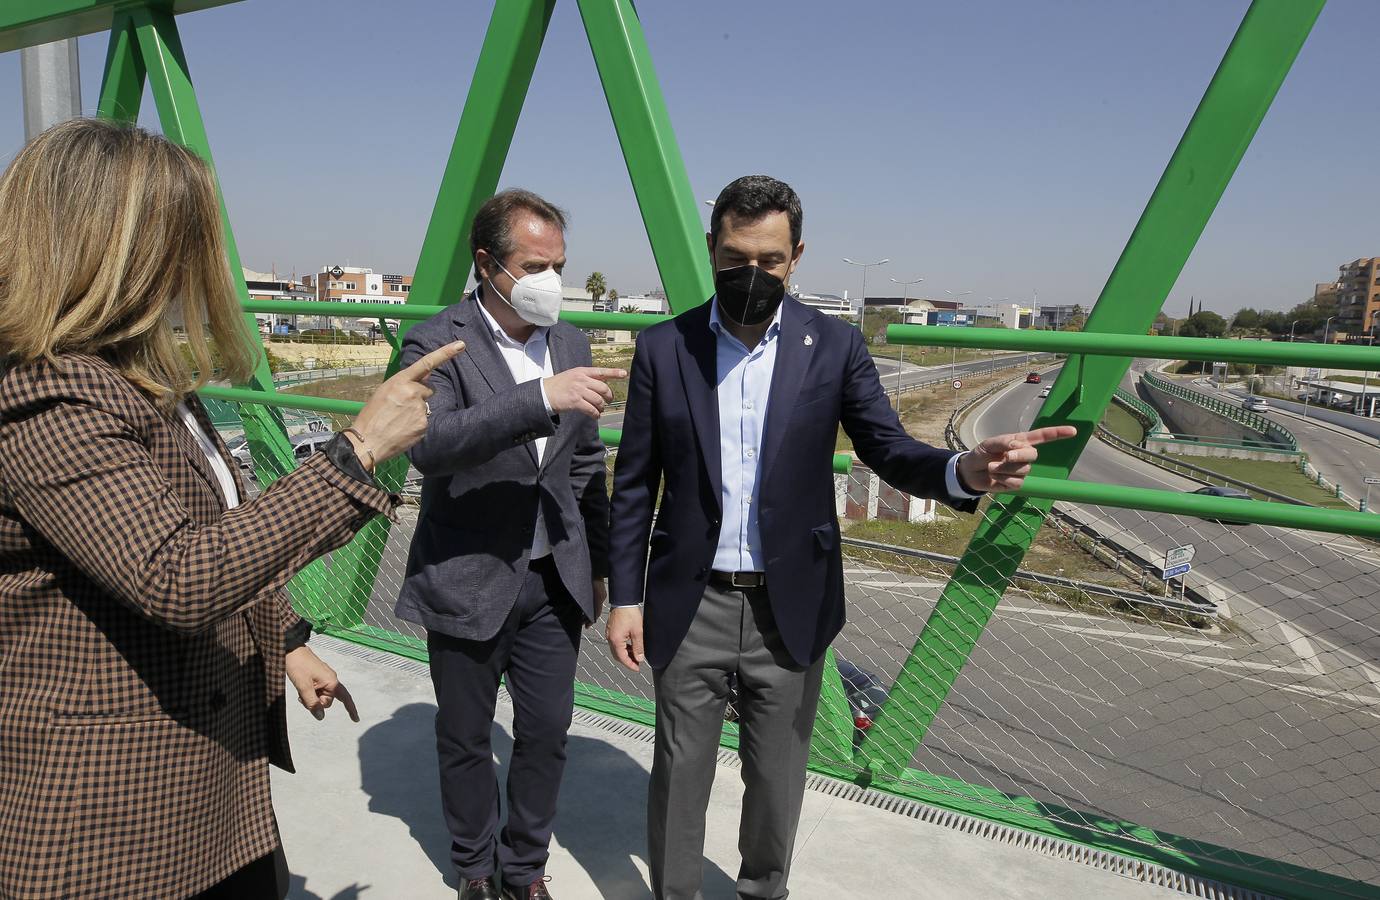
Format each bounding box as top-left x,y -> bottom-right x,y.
710,569 -> 767,589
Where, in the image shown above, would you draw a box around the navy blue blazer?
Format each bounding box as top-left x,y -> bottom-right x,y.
608,296 -> 979,669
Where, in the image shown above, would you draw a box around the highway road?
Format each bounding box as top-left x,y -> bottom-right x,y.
938,371 -> 1380,884
966,370 -> 1380,672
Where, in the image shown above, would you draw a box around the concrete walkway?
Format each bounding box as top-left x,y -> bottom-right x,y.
272,637 -> 1200,900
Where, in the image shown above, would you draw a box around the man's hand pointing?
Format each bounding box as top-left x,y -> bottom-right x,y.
957,425 -> 1078,493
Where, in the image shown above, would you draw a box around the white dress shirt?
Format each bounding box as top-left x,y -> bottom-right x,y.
176,401 -> 240,510
475,296 -> 556,559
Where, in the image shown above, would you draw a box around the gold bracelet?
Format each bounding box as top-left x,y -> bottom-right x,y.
340,427 -> 376,473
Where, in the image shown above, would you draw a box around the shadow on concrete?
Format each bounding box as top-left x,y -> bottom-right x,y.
287,874 -> 370,899
354,701 -> 737,899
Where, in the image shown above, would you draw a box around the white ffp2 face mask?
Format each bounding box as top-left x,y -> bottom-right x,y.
490,262 -> 563,327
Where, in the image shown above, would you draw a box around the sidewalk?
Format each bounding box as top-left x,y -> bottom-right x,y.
272,636 -> 1202,900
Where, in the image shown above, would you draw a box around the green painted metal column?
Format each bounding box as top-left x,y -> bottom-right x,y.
859,0 -> 1325,782
575,0 -> 713,313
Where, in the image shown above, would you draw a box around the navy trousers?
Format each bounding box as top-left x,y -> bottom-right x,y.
427,556 -> 583,888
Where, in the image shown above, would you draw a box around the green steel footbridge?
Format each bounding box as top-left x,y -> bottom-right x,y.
6,2 -> 1380,897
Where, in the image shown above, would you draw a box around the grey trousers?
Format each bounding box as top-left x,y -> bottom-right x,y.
648,584 -> 825,900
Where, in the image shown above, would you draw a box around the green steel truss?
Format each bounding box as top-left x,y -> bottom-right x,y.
8,1 -> 1380,896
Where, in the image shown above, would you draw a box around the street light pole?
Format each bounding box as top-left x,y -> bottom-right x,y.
890,276 -> 924,403
844,257 -> 889,341
1363,310 -> 1380,417
945,289 -> 973,381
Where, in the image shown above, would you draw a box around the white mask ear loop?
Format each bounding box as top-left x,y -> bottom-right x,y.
484,259 -> 520,313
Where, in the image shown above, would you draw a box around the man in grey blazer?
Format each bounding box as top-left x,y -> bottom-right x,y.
396,189 -> 624,900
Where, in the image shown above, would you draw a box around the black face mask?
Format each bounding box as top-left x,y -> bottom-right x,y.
714,265 -> 787,326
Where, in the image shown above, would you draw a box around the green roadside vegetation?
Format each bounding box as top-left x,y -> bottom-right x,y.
867,345 -> 1011,368
1101,403 -> 1145,445
1163,454 -> 1350,509
282,373 -> 382,406
590,345 -> 634,404
845,515 -> 1121,585
1169,360 -> 1283,377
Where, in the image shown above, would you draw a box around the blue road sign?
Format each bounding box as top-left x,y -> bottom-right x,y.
1163,563 -> 1192,580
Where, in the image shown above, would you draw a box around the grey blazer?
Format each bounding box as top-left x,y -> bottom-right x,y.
394,292 -> 610,641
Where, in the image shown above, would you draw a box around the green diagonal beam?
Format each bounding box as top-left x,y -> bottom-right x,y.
575,0 -> 714,313
859,0 -> 1326,782
95,11 -> 143,120
119,5 -> 331,620
403,0 -> 556,327
322,0 -> 558,628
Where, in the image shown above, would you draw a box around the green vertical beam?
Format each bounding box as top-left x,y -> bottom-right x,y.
576,0 -> 713,314
859,0 -> 1325,782
123,5 -> 331,620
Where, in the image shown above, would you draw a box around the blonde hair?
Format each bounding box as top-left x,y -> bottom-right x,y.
0,118 -> 256,409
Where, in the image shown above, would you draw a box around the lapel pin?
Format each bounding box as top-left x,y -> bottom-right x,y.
803,334 -> 814,347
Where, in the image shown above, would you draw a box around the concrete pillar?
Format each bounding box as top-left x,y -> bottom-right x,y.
21,39 -> 82,140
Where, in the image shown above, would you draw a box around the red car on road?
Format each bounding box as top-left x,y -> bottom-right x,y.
1025,372 -> 1041,384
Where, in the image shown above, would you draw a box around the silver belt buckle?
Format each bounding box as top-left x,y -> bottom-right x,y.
732,571 -> 757,588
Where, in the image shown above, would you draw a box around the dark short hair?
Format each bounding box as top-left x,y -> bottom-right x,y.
469,188 -> 568,272
710,175 -> 803,247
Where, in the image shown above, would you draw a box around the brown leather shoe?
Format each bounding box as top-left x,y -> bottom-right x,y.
500,875 -> 553,899
459,875 -> 501,900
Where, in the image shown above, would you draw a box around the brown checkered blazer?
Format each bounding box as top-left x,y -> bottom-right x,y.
0,353 -> 397,899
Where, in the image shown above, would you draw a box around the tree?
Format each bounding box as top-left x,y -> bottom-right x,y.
863,307 -> 902,345
620,304 -> 640,315
1231,307 -> 1261,330
1178,310 -> 1227,338
585,272 -> 606,310
1062,304 -> 1086,332
607,288 -> 619,307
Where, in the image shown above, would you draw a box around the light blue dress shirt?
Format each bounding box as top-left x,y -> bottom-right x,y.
707,299 -> 980,574
710,301 -> 782,572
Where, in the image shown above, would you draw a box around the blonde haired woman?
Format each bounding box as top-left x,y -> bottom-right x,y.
0,119 -> 463,899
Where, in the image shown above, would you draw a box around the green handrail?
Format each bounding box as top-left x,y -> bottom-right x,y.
885,324 -> 1380,372
242,297 -> 670,332
1016,474 -> 1379,538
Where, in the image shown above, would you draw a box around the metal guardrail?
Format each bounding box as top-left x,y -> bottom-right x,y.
272,364 -> 388,385
886,352 -> 1056,399
841,536 -> 1214,617
1142,369 -> 1298,450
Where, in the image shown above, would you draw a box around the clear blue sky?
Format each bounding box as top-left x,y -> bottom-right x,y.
1,0 -> 1374,316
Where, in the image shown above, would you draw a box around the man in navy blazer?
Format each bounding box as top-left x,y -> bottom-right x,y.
606,175 -> 1074,899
